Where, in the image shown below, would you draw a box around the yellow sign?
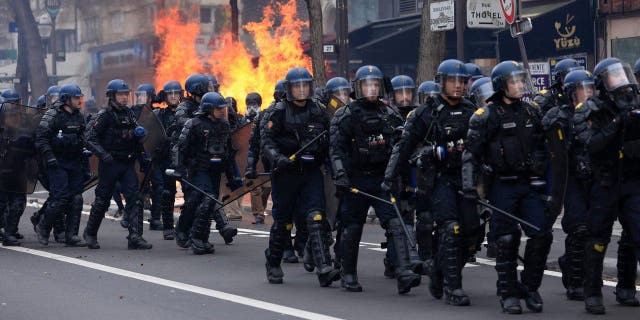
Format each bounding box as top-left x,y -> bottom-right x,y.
553,14 -> 581,50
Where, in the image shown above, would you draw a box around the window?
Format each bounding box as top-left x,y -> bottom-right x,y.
611,36 -> 640,66
83,16 -> 100,42
398,0 -> 417,15
111,11 -> 124,33
200,7 -> 212,24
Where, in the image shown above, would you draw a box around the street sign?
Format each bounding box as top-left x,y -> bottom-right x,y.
500,0 -> 516,25
323,45 -> 335,53
430,0 -> 455,32
528,61 -> 550,94
46,0 -> 61,18
467,0 -> 505,29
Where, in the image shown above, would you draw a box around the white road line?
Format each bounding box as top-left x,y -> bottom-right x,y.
1,246 -> 343,320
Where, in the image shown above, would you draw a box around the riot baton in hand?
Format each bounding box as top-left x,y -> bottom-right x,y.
288,130 -> 328,161
349,188 -> 416,249
457,191 -> 541,232
165,169 -> 224,207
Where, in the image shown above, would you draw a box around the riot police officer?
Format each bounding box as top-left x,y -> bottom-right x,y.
83,79 -> 152,250
0,89 -> 27,245
173,73 -> 212,247
386,59 -> 478,305
468,77 -> 494,108
45,85 -> 60,108
417,81 -> 440,105
465,63 -> 484,94
331,65 -> 419,294
535,59 -> 584,114
390,75 -> 417,119
34,84 -> 87,247
261,67 -> 339,287
573,57 -> 640,314
542,69 -> 594,301
150,80 -> 183,240
171,92 -> 236,254
463,61 -> 551,314
133,84 -> 156,119
245,92 -> 262,123
324,77 -> 351,108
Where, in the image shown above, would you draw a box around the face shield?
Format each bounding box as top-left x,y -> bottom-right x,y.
356,77 -> 384,100
46,93 -> 59,107
600,62 -> 638,93
114,91 -> 131,107
331,87 -> 351,105
393,88 -> 414,107
503,71 -> 529,99
134,91 -> 151,106
289,80 -> 312,101
442,75 -> 469,99
212,106 -> 228,120
165,90 -> 182,106
571,81 -> 595,105
471,82 -> 495,108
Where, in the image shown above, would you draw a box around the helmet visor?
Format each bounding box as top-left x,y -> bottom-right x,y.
46,92 -> 59,107
600,62 -> 638,92
571,81 -> 595,104
166,90 -> 182,105
394,88 -> 414,107
331,88 -> 351,104
503,70 -> 529,99
442,75 -> 470,98
212,106 -> 228,120
471,82 -> 495,107
288,80 -> 312,101
355,78 -> 384,99
134,91 -> 151,106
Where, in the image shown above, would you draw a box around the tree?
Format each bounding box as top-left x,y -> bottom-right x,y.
10,0 -> 49,101
416,0 -> 446,84
304,0 -> 326,87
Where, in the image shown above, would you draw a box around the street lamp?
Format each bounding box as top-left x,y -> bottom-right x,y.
46,0 -> 62,83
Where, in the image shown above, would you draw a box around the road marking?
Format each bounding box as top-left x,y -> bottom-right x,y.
1,246 -> 343,320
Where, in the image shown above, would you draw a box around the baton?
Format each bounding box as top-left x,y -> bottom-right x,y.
288,130 -> 328,161
349,187 -> 416,248
165,169 -> 224,206
458,191 -> 541,232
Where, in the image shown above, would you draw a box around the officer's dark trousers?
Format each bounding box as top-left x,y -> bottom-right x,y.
559,175 -> 590,291
0,191 -> 26,238
41,159 -> 84,233
267,166 -> 325,265
489,178 -> 553,298
583,179 -> 640,298
150,158 -> 175,230
185,169 -> 221,241
86,159 -> 141,238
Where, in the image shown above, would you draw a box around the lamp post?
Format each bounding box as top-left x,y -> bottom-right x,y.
46,0 -> 61,84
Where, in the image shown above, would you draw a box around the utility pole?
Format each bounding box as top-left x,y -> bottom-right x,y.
456,0 -> 465,61
336,0 -> 349,79
46,0 -> 62,84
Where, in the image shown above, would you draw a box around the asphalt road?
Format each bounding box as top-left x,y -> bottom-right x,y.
1,192 -> 638,320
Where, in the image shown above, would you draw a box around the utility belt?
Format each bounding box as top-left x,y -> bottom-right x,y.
493,173 -> 546,190
110,151 -> 136,162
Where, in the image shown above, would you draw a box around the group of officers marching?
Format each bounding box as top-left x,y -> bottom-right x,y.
1,54 -> 640,315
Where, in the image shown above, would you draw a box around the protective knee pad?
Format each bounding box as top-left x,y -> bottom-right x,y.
583,238 -> 608,295
522,232 -> 553,291
438,221 -> 463,290
268,221 -> 293,265
617,231 -> 638,289
192,198 -> 213,239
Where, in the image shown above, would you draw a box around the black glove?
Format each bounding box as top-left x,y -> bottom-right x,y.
275,156 -> 294,170
380,177 -> 400,195
244,167 -> 257,180
46,156 -> 58,168
102,153 -> 114,163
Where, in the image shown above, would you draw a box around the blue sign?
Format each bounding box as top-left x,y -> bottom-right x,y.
8,22 -> 17,33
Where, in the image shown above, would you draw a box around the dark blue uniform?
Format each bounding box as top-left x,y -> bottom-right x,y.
150,106 -> 178,239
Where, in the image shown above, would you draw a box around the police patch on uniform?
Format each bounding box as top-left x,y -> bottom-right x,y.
503,122 -> 516,129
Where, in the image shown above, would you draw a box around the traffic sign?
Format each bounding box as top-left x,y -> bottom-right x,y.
430,0 -> 455,32
500,0 -> 516,25
467,0 -> 506,29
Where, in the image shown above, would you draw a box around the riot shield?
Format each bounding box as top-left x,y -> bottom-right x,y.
83,155 -> 99,191
137,105 -> 167,161
0,102 -> 46,194
219,122 -> 253,201
323,164 -> 339,228
546,123 -> 569,220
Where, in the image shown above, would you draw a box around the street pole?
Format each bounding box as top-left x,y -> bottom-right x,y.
51,15 -> 56,83
456,0 -> 465,61
336,0 -> 349,79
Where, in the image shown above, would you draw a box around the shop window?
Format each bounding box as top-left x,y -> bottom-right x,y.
611,36 -> 640,65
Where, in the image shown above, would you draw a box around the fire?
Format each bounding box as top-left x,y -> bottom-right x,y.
153,0 -> 312,114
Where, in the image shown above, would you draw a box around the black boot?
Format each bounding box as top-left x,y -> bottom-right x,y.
175,196 -> 197,248
340,224 -> 363,292
495,233 -> 522,314
387,218 -> 421,294
190,199 -> 214,255
406,226 -> 425,275
213,208 -> 237,244
161,190 -> 175,240
83,198 -> 109,249
562,226 -> 587,300
148,218 -> 163,231
303,242 -> 316,272
307,212 -> 340,287
127,202 -> 152,250
30,201 -> 46,232
439,222 -> 470,306
615,233 -> 639,307
521,233 -> 552,312
36,200 -> 66,246
65,196 -> 86,247
583,239 -> 607,314
265,221 -> 289,284
52,208 -> 66,243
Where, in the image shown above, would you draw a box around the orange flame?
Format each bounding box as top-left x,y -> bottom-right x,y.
154,0 -> 312,114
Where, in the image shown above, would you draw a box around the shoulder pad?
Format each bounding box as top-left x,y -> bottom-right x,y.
541,106 -> 562,130
333,106 -> 349,118
469,106 -> 490,129
577,98 -> 600,113
274,101 -> 287,110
